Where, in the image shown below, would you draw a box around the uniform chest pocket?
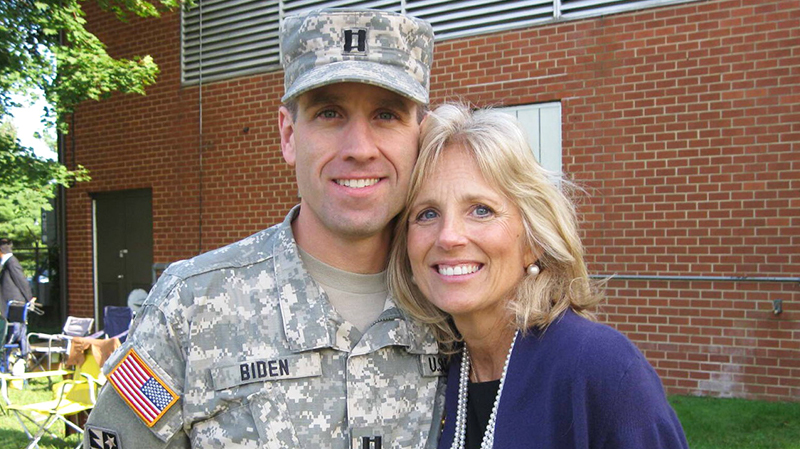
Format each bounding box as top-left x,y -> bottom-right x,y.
191,353 -> 322,448
190,383 -> 302,449
248,384 -> 302,448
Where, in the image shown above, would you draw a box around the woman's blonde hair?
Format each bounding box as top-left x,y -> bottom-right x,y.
388,103 -> 603,352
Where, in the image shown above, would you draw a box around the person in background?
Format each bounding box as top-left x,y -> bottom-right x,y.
126,288 -> 148,316
85,9 -> 444,449
0,238 -> 34,317
389,104 -> 689,449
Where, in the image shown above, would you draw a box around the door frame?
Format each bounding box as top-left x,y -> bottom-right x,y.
91,188 -> 153,331
92,196 -> 99,333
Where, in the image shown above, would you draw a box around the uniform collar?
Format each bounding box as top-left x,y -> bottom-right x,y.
351,298 -> 439,356
273,206 -> 439,355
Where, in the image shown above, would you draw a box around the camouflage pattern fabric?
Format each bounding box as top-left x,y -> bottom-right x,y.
85,206 -> 446,448
281,9 -> 434,105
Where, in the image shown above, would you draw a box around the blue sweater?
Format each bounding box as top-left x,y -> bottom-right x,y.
439,309 -> 689,449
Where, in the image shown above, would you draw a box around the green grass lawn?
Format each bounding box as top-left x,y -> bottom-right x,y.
1,383 -> 799,448
0,376 -> 82,449
670,395 -> 800,449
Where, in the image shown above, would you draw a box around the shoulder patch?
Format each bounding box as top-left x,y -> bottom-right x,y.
86,425 -> 121,449
107,348 -> 179,427
419,354 -> 448,377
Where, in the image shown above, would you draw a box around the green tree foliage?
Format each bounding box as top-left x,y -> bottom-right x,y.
0,122 -> 89,268
1,0 -> 183,123
0,0 -> 183,269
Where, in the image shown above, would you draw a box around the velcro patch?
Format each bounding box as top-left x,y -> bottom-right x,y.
107,348 -> 179,427
420,354 -> 447,377
86,425 -> 121,449
211,352 -> 322,390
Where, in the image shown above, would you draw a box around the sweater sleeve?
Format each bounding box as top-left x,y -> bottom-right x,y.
598,338 -> 689,449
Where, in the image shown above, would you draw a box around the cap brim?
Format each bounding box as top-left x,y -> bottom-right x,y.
282,60 -> 428,105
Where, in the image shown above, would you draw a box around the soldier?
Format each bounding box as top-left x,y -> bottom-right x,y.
84,8 -> 444,449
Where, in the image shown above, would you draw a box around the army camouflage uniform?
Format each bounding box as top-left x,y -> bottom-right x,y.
85,9 -> 439,449
85,207 -> 446,448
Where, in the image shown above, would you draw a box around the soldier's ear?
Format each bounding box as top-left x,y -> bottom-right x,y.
419,108 -> 430,127
279,106 -> 296,166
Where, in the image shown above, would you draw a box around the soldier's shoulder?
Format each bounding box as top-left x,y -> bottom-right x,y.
164,223 -> 285,281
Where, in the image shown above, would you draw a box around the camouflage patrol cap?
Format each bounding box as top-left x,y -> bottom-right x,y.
280,9 -> 434,105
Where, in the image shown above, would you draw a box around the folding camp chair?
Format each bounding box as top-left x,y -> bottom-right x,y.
28,316 -> 95,371
1,314 -> 10,372
2,301 -> 31,373
1,350 -> 104,449
0,315 -> 11,374
99,306 -> 133,343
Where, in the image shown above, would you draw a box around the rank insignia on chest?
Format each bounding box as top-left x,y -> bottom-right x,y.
353,427 -> 391,449
361,435 -> 382,449
107,348 -> 179,427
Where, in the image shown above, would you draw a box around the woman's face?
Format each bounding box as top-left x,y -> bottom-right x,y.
407,144 -> 533,326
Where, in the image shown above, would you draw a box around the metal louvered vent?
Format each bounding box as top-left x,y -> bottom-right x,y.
180,0 -> 701,86
282,0 -> 401,17
559,0 -> 699,20
182,0 -> 401,85
406,0 -> 554,41
181,0 -> 280,84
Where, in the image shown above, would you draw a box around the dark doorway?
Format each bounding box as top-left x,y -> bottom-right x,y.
93,189 -> 153,329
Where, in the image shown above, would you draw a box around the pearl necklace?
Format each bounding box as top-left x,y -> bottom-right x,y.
450,331 -> 518,449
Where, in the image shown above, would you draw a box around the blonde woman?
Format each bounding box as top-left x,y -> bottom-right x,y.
389,104 -> 688,449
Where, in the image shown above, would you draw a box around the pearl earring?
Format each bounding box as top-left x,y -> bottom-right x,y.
526,264 -> 540,277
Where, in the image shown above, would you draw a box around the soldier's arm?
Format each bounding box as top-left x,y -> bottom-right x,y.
85,382 -> 190,448
424,376 -> 447,449
85,274 -> 190,448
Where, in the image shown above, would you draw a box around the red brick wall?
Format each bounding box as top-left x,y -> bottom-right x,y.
69,0 -> 799,400
66,4 -> 297,316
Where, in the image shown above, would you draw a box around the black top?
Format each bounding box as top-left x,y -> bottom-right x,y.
466,379 -> 501,449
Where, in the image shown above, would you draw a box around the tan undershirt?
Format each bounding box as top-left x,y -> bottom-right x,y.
298,247 -> 388,333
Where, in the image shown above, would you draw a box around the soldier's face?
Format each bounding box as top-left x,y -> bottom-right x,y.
280,83 -> 421,241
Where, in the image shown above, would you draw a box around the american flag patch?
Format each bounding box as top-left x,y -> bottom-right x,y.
107,349 -> 179,427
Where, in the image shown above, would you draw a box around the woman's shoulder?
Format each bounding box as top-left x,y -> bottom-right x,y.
522,309 -> 648,378
533,309 -> 639,350
515,310 -> 688,448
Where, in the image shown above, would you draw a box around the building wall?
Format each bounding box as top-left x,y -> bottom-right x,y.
69,0 -> 799,400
